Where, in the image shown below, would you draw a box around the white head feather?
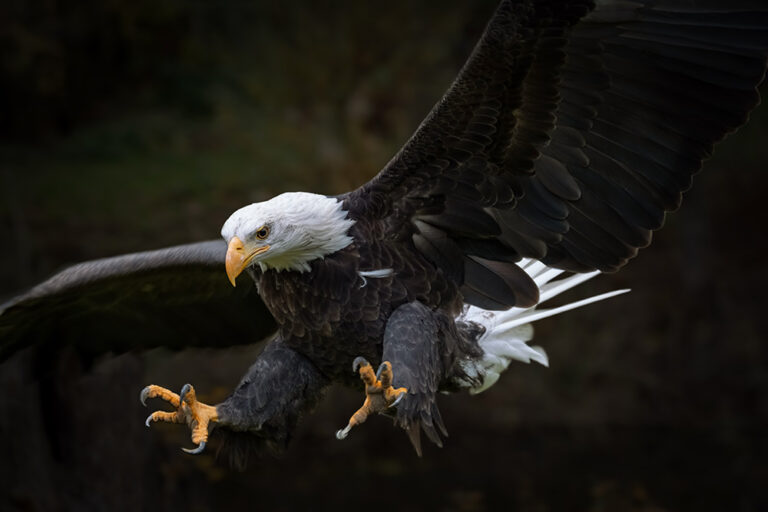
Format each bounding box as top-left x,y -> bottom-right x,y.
221,192 -> 355,272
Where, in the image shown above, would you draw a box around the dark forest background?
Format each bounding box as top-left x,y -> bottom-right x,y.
1,1 -> 767,511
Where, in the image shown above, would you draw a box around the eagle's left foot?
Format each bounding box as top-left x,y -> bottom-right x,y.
141,383 -> 219,454
335,357 -> 407,440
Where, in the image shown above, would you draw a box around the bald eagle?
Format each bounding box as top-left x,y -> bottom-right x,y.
2,0 -> 767,458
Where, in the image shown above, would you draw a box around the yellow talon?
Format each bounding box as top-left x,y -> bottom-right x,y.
141,383 -> 219,454
336,358 -> 407,440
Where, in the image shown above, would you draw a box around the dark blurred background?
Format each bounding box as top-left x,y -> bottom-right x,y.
1,1 -> 767,510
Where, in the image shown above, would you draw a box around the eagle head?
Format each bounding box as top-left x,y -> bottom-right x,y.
220,192 -> 355,283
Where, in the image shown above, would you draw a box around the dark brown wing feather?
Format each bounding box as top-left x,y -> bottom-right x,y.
344,0 -> 768,308
0,241 -> 276,360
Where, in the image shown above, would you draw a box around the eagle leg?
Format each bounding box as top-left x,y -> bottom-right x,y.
335,358 -> 407,440
378,301 -> 459,456
141,383 -> 219,454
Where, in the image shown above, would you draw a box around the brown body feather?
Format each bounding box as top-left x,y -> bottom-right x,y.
253,215 -> 463,383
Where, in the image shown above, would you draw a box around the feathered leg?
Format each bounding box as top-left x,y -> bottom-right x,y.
379,301 -> 455,456
337,301 -> 471,455
141,339 -> 328,458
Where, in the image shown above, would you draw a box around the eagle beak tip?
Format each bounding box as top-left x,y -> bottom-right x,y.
225,236 -> 246,287
225,237 -> 268,286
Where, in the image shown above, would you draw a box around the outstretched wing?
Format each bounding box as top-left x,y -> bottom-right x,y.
344,0 -> 768,309
0,241 -> 276,360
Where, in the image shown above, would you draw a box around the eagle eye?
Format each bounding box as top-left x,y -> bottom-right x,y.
255,226 -> 270,240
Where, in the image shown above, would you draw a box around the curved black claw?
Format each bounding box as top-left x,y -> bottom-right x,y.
375,361 -> 389,380
389,393 -> 405,408
139,386 -> 151,407
336,426 -> 351,440
182,441 -> 206,455
179,383 -> 192,403
352,357 -> 369,373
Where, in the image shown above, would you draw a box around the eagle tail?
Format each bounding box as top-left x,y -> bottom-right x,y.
456,260 -> 629,394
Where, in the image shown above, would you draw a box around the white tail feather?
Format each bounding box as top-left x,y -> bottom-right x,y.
456,261 -> 629,395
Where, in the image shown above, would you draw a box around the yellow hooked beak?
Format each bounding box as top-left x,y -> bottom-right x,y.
225,236 -> 270,287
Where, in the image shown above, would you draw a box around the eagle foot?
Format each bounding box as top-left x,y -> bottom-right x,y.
335,357 -> 407,440
140,383 -> 219,455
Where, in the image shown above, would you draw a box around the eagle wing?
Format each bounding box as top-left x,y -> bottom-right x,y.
0,240 -> 276,359
345,0 -> 768,309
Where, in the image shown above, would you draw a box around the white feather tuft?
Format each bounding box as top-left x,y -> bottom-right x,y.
456,260 -> 629,394
358,268 -> 393,287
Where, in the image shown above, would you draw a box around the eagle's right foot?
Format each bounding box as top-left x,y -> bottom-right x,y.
335,357 -> 407,440
141,383 -> 219,454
